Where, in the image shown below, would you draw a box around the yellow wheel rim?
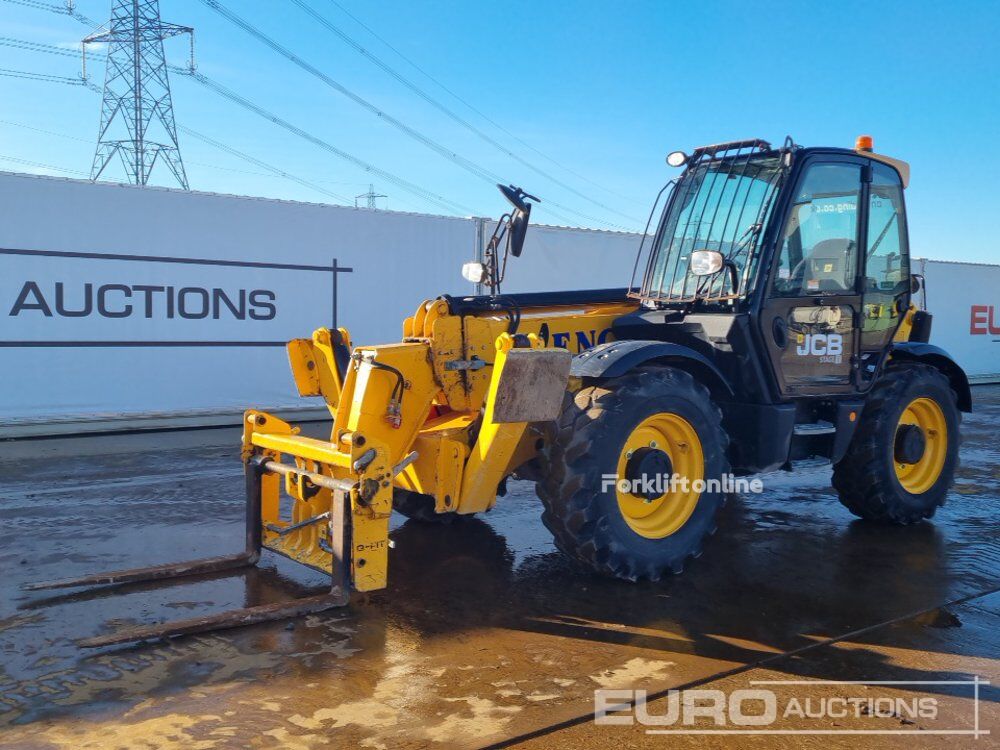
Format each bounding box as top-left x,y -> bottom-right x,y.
615,412 -> 704,539
894,397 -> 947,494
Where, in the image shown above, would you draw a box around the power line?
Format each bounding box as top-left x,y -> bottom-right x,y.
199,0 -> 495,183
290,0 -> 639,223
0,36 -> 82,58
0,66 -> 86,84
197,0 -> 620,229
0,62 -> 478,215
0,0 -> 97,26
1,0 -> 65,12
0,117 -> 90,141
0,106 -> 350,205
3,32 -> 577,221
0,116 -> 339,192
182,71 -> 479,217
179,126 -> 354,204
1,117 -> 255,177
0,116 -> 449,204
0,62 -> 575,223
3,0 -> 620,226
0,152 -> 87,175
324,0 -> 636,204
4,0 -> 97,28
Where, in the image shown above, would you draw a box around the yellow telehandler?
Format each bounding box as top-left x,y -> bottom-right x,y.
28,137 -> 971,647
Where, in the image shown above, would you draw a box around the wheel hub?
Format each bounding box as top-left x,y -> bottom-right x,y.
894,423 -> 926,465
614,412 -> 705,539
894,396 -> 948,494
624,447 -> 673,499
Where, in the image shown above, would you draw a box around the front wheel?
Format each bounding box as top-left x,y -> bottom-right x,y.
536,367 -> 730,581
833,362 -> 961,524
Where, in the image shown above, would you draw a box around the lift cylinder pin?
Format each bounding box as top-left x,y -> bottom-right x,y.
260,460 -> 354,493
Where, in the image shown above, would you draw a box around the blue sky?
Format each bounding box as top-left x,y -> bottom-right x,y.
1,0 -> 997,260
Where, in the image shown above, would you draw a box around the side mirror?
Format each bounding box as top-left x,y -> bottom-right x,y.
689,249 -> 724,276
509,204 -> 531,257
480,184 -> 540,293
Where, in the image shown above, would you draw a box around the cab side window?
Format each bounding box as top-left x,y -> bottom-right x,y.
773,163 -> 862,296
861,162 -> 910,350
864,163 -> 909,295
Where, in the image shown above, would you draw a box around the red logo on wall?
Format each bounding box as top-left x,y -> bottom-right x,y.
970,305 -> 1000,335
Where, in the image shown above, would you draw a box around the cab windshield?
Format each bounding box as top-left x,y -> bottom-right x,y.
642,153 -> 785,305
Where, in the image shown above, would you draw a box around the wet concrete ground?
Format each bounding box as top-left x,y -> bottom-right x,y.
0,388 -> 997,749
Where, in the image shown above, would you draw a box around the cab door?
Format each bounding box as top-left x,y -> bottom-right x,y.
858,161 -> 911,382
759,157 -> 866,397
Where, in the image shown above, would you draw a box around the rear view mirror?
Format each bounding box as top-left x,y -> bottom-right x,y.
481,184 -> 540,293
509,205 -> 531,257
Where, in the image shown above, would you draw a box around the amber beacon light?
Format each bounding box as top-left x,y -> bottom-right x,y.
855,134 -> 874,152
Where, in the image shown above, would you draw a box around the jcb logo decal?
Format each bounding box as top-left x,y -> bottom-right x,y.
796,333 -> 843,357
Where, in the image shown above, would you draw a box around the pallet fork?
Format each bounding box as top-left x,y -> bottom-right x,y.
23,329 -> 569,648
24,455 -> 357,648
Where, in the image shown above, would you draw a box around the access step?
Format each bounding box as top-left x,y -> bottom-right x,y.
792,421 -> 836,436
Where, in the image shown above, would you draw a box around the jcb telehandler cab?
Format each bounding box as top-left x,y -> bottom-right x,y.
30,136 -> 971,647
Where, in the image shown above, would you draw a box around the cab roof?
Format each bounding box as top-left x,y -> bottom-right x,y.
687,138 -> 909,188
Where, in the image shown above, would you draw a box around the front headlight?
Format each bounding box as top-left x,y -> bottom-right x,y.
666,150 -> 688,168
462,261 -> 487,284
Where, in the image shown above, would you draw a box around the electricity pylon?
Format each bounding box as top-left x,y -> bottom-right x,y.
85,0 -> 193,188
355,184 -> 387,209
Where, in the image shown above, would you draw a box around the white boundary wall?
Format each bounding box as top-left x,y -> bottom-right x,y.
916,259 -> 1000,383
0,172 -> 995,436
0,173 -> 639,435
0,173 -> 476,434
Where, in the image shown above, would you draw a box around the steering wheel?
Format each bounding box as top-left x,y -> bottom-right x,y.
787,239 -> 855,291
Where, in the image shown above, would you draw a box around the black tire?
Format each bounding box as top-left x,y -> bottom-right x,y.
536,367 -> 730,581
392,489 -> 463,524
833,362 -> 960,524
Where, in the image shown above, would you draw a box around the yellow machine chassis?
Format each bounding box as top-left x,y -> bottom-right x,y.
244,297 -> 919,596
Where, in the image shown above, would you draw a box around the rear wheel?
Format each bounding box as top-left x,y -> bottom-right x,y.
833,362 -> 960,524
536,367 -> 730,581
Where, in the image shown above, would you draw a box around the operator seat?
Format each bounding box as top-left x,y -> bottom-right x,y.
799,238 -> 854,292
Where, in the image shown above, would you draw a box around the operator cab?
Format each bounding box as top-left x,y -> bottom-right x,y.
620,136 -> 916,405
